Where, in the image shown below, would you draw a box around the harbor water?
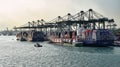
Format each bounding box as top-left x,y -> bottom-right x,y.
0,36 -> 120,67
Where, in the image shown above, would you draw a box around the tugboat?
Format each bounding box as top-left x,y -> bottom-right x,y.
16,30 -> 46,42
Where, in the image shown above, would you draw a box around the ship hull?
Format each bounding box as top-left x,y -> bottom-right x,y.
83,40 -> 114,47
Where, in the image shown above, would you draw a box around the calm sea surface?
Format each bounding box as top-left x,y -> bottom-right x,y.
0,36 -> 120,67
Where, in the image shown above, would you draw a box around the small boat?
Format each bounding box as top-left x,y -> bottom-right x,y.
114,41 -> 120,46
34,43 -> 42,47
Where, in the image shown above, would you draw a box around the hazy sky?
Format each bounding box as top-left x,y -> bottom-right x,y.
0,0 -> 120,30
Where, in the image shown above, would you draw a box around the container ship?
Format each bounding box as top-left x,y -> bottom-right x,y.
16,30 -> 46,42
48,26 -> 115,47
